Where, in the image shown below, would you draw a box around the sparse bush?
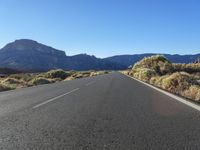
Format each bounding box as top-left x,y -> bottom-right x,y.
30,77 -> 52,85
0,84 -> 13,91
45,69 -> 71,79
0,70 -> 107,93
71,71 -> 91,79
126,55 -> 200,102
90,71 -> 109,77
133,55 -> 172,75
132,68 -> 157,82
157,72 -> 197,93
172,63 -> 200,73
183,85 -> 200,101
128,71 -> 134,76
64,76 -> 75,81
150,76 -> 160,85
90,72 -> 98,77
80,71 -> 91,77
72,73 -> 84,79
50,78 -> 63,82
9,74 -> 34,82
1,78 -> 29,88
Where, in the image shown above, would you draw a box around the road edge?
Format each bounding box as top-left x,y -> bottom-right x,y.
121,73 -> 200,112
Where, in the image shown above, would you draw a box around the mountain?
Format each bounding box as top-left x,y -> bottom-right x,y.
0,39 -> 125,71
0,39 -> 67,71
0,39 -> 199,71
105,53 -> 200,68
66,54 -> 123,70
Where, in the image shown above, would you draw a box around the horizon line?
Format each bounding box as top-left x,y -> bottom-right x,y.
0,39 -> 200,58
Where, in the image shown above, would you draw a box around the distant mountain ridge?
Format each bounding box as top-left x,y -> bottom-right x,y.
104,53 -> 200,67
0,39 -> 199,71
0,39 -> 125,71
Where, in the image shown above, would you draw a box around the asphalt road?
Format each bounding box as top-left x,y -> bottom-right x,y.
0,72 -> 200,150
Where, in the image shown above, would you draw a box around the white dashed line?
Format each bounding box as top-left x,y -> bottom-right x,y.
33,88 -> 80,109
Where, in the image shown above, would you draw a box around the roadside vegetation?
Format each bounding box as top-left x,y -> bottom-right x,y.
0,70 -> 109,92
123,55 -> 200,102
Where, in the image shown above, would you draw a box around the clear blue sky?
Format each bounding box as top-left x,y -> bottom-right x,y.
0,0 -> 199,58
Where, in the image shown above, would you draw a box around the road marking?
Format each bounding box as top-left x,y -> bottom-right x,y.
123,73 -> 200,112
85,81 -> 96,86
33,88 -> 80,109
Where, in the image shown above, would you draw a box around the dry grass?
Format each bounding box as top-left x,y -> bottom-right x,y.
44,69 -> 71,79
0,83 -> 13,91
155,72 -> 196,92
1,77 -> 30,89
30,77 -> 53,85
133,55 -> 173,75
0,70 -> 109,92
126,55 -> 200,102
182,85 -> 200,101
132,68 -> 157,82
172,63 -> 200,73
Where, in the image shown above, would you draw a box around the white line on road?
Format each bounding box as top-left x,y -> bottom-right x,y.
85,81 -> 96,86
123,73 -> 200,112
33,88 -> 80,109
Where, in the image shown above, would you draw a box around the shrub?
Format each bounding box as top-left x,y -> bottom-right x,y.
172,63 -> 200,73
90,71 -> 105,77
160,72 -> 197,92
8,74 -> 34,82
150,76 -> 160,85
80,71 -> 91,77
133,55 -> 172,75
64,76 -> 75,81
126,55 -> 200,102
45,69 -> 71,79
132,68 -> 157,82
2,78 -> 23,84
90,72 -> 99,77
72,73 -> 84,79
0,84 -> 13,91
183,85 -> 200,101
72,71 -> 91,78
30,77 -> 52,85
1,78 -> 29,88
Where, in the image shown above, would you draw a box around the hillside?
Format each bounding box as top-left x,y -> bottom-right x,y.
124,55 -> 200,102
0,39 -> 125,71
0,39 -> 199,71
105,53 -> 200,67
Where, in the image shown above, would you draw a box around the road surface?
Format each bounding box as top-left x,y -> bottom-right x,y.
0,72 -> 199,150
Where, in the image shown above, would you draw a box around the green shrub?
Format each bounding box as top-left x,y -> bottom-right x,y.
45,69 -> 70,79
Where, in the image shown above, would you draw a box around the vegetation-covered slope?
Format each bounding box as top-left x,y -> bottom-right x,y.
126,55 -> 200,102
